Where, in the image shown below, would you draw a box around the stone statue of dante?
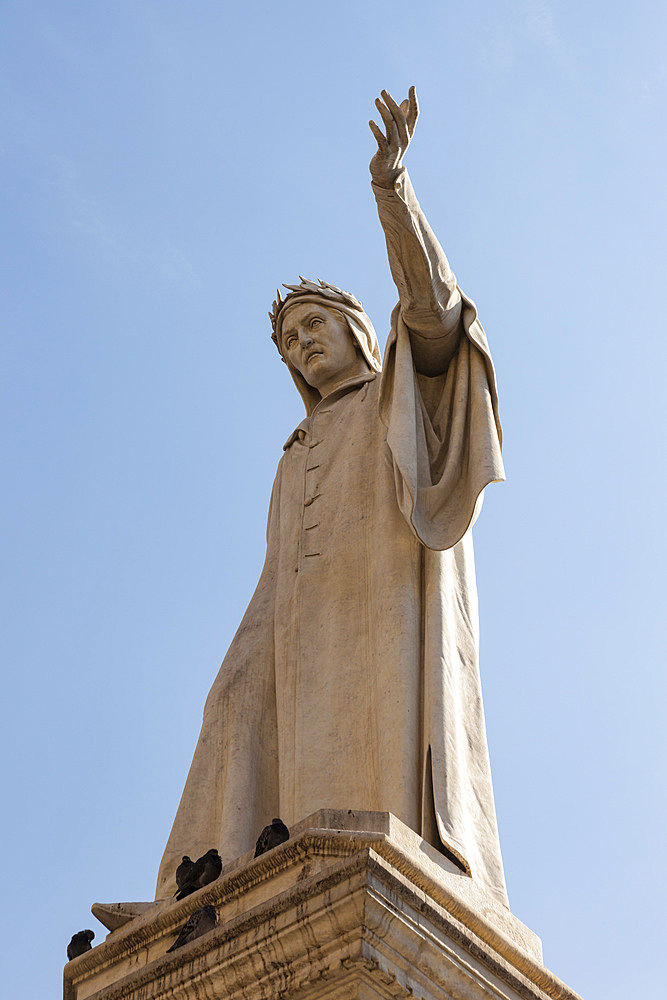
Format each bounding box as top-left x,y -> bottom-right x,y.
157,88 -> 508,907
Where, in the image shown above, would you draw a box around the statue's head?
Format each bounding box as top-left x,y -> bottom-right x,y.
270,278 -> 381,414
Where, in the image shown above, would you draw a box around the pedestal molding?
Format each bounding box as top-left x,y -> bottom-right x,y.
64,816 -> 582,1000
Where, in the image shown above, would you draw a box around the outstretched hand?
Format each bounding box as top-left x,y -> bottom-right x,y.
369,86 -> 419,188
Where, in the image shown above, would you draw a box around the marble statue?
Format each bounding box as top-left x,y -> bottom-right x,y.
156,88 -> 508,906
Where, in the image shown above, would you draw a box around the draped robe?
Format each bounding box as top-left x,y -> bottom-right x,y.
156,169 -> 508,906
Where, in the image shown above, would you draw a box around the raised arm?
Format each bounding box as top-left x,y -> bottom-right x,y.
369,88 -> 462,376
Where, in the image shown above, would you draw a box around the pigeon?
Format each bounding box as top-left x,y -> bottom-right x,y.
174,848 -> 222,900
254,818 -> 290,858
166,905 -> 217,952
175,855 -> 195,894
67,929 -> 95,961
199,848 -> 223,886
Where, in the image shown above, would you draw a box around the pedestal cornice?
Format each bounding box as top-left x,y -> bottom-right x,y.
64,811 -> 581,1000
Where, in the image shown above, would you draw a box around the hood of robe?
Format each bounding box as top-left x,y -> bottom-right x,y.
271,279 -> 382,416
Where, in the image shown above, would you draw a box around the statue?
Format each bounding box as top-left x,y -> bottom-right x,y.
156,88 -> 508,907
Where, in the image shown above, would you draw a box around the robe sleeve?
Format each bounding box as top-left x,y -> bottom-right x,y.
375,172 -> 504,551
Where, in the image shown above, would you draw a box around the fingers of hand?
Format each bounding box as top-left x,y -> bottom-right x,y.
371,86 -> 419,158
400,97 -> 416,139
368,119 -> 387,149
374,97 -> 399,146
380,90 -> 409,148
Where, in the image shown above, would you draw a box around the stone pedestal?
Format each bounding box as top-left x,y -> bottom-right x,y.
64,811 -> 581,1000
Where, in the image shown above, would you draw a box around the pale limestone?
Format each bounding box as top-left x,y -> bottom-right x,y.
157,90 -> 507,907
91,901 -> 161,931
66,813 -> 581,1000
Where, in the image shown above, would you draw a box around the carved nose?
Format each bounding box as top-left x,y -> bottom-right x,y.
299,331 -> 314,347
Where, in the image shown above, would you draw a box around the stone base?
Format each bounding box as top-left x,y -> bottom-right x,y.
64,810 -> 581,1000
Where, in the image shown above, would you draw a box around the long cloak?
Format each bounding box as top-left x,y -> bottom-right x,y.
156,300 -> 507,907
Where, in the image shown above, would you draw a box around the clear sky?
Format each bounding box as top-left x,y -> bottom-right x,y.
1,2 -> 666,997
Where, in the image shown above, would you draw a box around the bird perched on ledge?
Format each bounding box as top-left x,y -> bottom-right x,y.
174,848 -> 222,900
254,818 -> 290,858
67,929 -> 94,961
167,905 -> 217,952
175,855 -> 194,894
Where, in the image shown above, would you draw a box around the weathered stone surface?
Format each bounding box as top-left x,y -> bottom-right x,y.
156,88 -> 509,909
91,901 -> 161,931
65,812 -> 581,1000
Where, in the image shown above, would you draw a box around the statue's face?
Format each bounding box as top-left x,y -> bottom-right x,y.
280,302 -> 369,394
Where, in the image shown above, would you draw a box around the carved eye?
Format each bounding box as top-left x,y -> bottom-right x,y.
310,317 -> 322,329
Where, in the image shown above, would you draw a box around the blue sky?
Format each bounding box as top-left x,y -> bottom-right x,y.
1,2 -> 666,996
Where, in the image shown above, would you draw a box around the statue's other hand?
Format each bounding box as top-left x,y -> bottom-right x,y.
369,86 -> 419,189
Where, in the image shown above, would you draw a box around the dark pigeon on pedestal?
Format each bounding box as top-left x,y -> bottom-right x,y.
174,848 -> 222,900
175,855 -> 195,894
67,929 -> 94,961
166,905 -> 217,952
254,817 -> 290,858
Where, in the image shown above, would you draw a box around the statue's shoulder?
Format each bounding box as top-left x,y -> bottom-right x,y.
282,418 -> 310,452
